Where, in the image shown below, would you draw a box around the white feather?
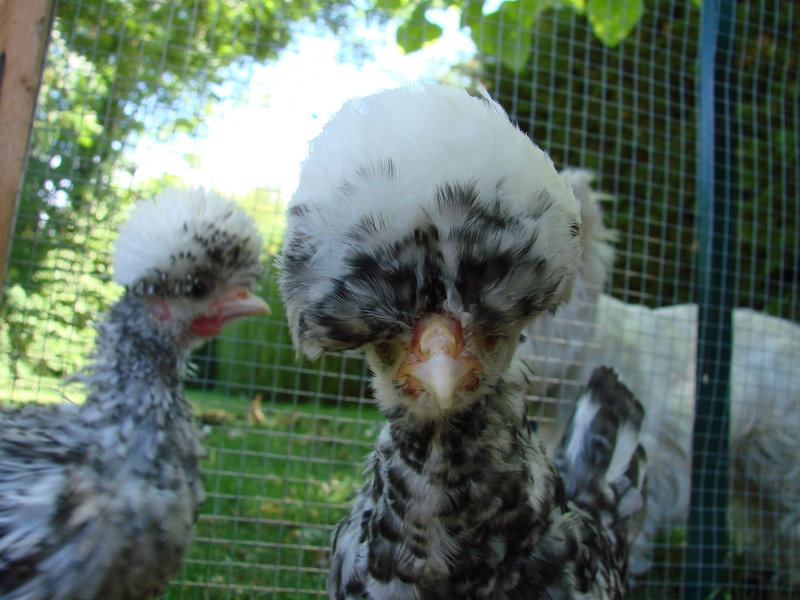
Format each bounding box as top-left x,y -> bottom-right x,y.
561,389 -> 601,470
113,187 -> 263,288
283,84 -> 580,343
605,417 -> 640,486
519,171 -> 800,584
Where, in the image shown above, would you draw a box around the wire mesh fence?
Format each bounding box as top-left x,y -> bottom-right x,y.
1,0 -> 797,598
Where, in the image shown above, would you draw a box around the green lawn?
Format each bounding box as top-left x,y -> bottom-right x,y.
166,387 -> 382,599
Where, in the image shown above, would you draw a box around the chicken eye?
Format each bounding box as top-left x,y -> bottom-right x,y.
483,334 -> 503,352
373,341 -> 395,361
190,276 -> 214,299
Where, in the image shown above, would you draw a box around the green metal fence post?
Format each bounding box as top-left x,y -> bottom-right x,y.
685,0 -> 737,597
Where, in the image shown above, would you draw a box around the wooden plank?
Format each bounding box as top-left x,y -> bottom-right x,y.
0,0 -> 55,292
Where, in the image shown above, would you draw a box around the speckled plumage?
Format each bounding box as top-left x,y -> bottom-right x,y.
327,365 -> 645,600
280,84 -> 582,361
279,84 -> 646,599
0,188 -> 267,599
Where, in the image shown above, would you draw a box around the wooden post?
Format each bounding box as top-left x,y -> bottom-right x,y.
0,0 -> 55,293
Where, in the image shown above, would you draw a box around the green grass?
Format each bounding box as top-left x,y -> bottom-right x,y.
165,388 -> 382,599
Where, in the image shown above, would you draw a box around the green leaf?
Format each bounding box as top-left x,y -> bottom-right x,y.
463,0 -> 541,72
459,0 -> 487,30
560,0 -> 587,14
396,3 -> 444,54
586,0 -> 644,47
383,0 -> 418,12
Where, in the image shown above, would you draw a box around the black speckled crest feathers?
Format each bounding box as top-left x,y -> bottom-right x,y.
114,187 -> 263,299
279,83 -> 583,359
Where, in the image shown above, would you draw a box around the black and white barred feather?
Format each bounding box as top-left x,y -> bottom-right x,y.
328,364 -> 646,599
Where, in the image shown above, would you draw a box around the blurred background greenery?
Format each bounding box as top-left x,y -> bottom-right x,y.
3,1 -> 796,394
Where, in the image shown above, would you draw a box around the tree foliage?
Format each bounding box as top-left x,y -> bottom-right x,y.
481,1 -> 798,320
12,0 -> 359,284
394,0 -> 651,68
3,0 -> 366,378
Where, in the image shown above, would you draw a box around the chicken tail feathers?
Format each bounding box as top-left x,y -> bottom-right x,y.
554,366 -> 648,558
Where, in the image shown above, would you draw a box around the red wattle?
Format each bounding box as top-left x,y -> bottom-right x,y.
190,315 -> 223,337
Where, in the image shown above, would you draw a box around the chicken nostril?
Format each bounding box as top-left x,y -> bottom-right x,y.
413,313 -> 463,359
418,320 -> 457,358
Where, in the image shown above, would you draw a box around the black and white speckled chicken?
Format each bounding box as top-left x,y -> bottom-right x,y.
0,188 -> 269,599
279,83 -> 647,599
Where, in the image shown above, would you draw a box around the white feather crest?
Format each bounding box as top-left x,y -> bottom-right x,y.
112,187 -> 262,288
289,82 -> 578,256
282,84 -> 583,358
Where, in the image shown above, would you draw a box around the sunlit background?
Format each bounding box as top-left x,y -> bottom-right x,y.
2,1 -> 798,598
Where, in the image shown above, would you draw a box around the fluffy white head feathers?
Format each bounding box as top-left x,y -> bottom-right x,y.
291,84 -> 576,248
113,187 -> 263,294
280,83 -> 583,359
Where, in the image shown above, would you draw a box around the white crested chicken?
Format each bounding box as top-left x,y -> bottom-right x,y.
0,188 -> 269,599
279,84 -> 647,599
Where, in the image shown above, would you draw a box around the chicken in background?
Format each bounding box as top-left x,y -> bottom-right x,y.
0,188 -> 270,599
519,169 -> 800,585
518,168 -> 617,431
280,83 -> 647,599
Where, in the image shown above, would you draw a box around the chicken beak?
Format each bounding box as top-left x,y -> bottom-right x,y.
405,313 -> 473,410
211,286 -> 271,321
412,353 -> 468,410
191,286 -> 271,337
